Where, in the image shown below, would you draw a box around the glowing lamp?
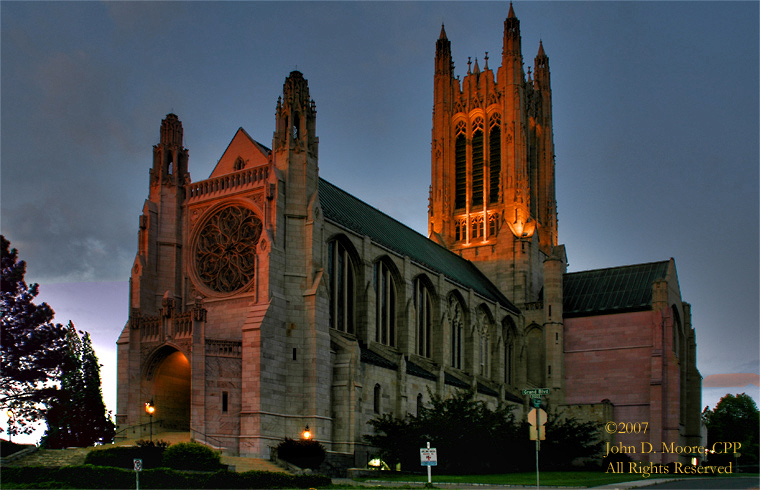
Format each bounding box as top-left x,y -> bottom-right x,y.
302,425 -> 312,440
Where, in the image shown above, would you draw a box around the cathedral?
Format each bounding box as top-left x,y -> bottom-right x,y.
116,5 -> 701,468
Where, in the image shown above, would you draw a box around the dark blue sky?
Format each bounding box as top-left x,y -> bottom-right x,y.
2,1 -> 758,425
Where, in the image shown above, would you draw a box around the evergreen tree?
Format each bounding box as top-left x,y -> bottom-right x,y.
1,235 -> 68,436
42,324 -> 114,448
79,331 -> 115,444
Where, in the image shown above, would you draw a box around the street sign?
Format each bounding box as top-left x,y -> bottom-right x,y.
532,397 -> 542,407
133,459 -> 143,472
527,408 -> 546,426
420,447 -> 438,466
522,388 -> 550,395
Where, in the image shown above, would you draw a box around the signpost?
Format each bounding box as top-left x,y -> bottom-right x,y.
523,389 -> 550,489
133,458 -> 142,490
420,441 -> 437,485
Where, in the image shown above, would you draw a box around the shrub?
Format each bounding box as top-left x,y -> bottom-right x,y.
275,438 -> 326,470
135,438 -> 171,448
162,441 -> 223,471
84,444 -> 165,469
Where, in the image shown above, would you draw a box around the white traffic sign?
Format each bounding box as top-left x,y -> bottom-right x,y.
522,388 -> 550,395
420,447 -> 438,466
133,458 -> 143,472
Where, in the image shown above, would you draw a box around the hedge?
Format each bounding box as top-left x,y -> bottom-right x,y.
1,466 -> 331,489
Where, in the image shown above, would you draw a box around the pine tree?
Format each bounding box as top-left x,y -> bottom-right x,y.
80,331 -> 115,445
42,324 -> 114,448
1,235 -> 68,437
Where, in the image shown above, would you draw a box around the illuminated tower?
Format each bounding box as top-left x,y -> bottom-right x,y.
429,4 -> 559,307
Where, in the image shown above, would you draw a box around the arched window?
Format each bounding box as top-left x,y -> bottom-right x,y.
489,114 -> 501,204
454,122 -> 467,209
471,118 -> 485,207
373,384 -> 382,414
449,295 -> 464,369
504,317 -> 516,386
474,306 -> 493,378
526,326 -> 545,386
414,277 -> 433,358
328,240 -> 355,334
374,260 -> 396,346
416,393 -> 424,416
233,157 -> 245,171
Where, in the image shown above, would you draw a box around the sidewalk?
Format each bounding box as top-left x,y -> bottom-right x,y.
330,477 -> 686,489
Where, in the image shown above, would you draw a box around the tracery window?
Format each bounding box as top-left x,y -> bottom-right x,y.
471,215 -> 484,239
233,157 -> 245,171
489,114 -> 501,203
328,239 -> 355,334
414,277 -> 433,358
475,307 -> 493,377
449,295 -> 464,369
374,260 -> 396,346
454,122 -> 467,210
194,206 -> 262,293
455,218 -> 466,242
471,117 -> 485,207
489,213 -> 499,237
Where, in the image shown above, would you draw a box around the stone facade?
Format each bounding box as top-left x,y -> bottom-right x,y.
116,5 -> 700,467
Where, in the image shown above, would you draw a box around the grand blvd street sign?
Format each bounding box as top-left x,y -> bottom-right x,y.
522,388 -> 550,398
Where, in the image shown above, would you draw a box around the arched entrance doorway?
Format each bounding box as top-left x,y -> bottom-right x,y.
146,347 -> 191,430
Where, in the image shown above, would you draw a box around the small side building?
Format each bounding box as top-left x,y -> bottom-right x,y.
562,260 -> 702,464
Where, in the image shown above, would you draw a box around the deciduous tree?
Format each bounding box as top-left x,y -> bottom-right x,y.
703,393 -> 759,466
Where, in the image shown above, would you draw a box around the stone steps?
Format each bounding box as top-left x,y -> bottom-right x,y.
6,433 -> 287,474
7,447 -> 90,467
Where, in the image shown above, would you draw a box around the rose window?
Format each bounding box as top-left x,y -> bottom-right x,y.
194,206 -> 262,293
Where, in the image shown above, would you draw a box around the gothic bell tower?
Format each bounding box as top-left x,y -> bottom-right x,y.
131,113 -> 189,314
428,4 -> 559,307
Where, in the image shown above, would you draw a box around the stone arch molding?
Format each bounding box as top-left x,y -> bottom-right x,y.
142,343 -> 190,381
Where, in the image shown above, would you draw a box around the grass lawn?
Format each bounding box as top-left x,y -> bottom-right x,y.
354,470 -> 760,487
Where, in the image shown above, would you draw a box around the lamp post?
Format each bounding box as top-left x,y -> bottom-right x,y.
302,425 -> 311,441
144,401 -> 155,443
6,410 -> 13,444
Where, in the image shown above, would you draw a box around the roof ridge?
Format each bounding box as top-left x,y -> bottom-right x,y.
566,259 -> 670,277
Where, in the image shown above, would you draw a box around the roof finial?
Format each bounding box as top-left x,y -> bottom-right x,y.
484,51 -> 489,70
508,1 -> 516,19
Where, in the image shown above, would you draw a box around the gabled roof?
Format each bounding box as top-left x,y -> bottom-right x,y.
209,128 -> 270,178
563,260 -> 671,318
318,178 -> 519,314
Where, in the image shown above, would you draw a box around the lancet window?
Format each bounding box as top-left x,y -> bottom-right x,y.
328,239 -> 355,334
489,113 -> 501,203
414,277 -> 433,358
374,260 -> 396,346
454,121 -> 467,209
449,295 -> 464,369
471,117 -> 485,207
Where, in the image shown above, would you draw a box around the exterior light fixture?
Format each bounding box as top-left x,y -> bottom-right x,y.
145,400 -> 155,442
302,425 -> 312,440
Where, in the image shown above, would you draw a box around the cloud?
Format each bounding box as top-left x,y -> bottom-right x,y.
703,373 -> 760,388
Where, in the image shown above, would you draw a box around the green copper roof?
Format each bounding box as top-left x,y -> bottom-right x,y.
319,178 -> 518,313
563,261 -> 670,317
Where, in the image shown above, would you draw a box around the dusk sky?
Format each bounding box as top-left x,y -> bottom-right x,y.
1,1 -> 758,440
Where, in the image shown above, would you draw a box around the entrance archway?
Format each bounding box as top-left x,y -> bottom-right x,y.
149,348 -> 191,430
